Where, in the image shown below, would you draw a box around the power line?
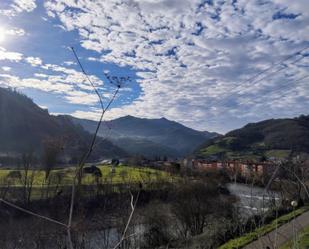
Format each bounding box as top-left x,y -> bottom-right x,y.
241,45 -> 309,87
242,54 -> 307,91
239,74 -> 309,106
71,47 -> 105,111
210,48 -> 308,108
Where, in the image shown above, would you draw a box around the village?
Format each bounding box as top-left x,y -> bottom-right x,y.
112,156 -> 281,184
187,158 -> 276,180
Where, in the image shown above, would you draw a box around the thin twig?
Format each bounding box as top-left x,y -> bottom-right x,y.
67,86 -> 120,229
112,190 -> 140,249
67,228 -> 74,249
282,165 -> 309,200
0,198 -> 67,228
68,47 -> 122,249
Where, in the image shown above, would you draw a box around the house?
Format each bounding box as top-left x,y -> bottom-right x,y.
191,159 -> 276,179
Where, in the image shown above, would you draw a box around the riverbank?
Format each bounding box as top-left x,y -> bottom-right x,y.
218,206 -> 308,249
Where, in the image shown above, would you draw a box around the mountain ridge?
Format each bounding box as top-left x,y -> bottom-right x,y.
67,115 -> 219,158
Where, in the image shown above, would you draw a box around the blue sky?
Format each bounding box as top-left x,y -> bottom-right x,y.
0,0 -> 308,133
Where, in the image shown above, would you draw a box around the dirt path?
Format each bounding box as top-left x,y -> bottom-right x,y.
243,211 -> 309,249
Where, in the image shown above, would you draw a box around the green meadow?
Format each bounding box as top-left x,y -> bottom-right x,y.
0,165 -> 173,187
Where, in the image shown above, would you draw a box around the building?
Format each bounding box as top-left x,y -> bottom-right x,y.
191,159 -> 276,179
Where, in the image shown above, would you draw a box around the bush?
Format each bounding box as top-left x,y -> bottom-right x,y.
7,170 -> 22,179
142,201 -> 172,248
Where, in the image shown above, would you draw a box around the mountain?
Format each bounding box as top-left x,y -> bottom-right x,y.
0,87 -> 126,163
196,115 -> 309,160
68,115 -> 218,158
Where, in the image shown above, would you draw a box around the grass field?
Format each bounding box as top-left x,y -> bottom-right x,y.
280,223 -> 309,249
200,144 -> 227,156
265,149 -> 291,159
0,165 -> 173,187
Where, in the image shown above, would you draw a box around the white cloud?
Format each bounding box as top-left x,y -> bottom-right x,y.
1,0 -> 306,133
71,109 -> 102,121
1,66 -> 11,72
87,57 -> 99,62
38,104 -> 48,109
0,51 -> 106,106
45,0 -> 309,132
64,91 -> 99,105
0,0 -> 37,16
5,28 -> 26,36
0,72 -> 101,106
0,73 -> 73,92
25,56 -> 42,66
0,47 -> 23,61
34,73 -> 48,78
63,60 -> 76,66
12,0 -> 37,13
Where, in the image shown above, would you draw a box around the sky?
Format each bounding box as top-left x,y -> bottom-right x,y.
0,0 -> 308,134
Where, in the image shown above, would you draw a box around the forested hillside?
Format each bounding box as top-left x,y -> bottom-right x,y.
197,115 -> 309,160
0,87 -> 126,163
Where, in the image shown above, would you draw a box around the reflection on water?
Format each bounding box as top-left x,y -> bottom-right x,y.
86,225 -> 144,249
227,183 -> 281,217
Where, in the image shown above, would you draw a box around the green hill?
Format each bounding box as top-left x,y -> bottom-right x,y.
196,115 -> 309,160
0,87 -> 126,164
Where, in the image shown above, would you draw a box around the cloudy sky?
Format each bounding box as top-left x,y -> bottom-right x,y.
0,0 -> 308,133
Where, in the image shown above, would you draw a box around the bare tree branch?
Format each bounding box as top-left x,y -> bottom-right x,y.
68,47 -> 123,249
112,190 -> 140,249
0,198 -> 67,228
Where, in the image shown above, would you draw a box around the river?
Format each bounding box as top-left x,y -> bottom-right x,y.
227,183 -> 281,218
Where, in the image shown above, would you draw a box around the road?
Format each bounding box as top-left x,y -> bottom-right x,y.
243,210 -> 309,249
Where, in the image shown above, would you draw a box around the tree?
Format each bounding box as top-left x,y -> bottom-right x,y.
279,157 -> 309,205
171,181 -> 219,237
143,201 -> 172,248
20,152 -> 36,205
42,137 -> 64,180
